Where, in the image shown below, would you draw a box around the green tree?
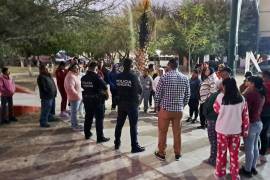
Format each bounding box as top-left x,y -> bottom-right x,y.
176,2 -> 209,69
238,0 -> 259,56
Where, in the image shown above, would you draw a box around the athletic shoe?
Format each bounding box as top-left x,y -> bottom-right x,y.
154,151 -> 165,161
175,154 -> 182,161
186,117 -> 192,122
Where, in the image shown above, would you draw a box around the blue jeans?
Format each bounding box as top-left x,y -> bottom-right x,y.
115,105 -> 139,148
244,121 -> 263,171
1,96 -> 14,122
70,100 -> 80,128
40,99 -> 54,126
140,90 -> 151,111
79,101 -> 84,116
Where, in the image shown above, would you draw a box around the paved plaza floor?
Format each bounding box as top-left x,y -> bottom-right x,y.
0,75 -> 269,180
0,108 -> 269,180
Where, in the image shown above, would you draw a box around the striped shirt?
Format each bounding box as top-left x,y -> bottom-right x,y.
155,70 -> 190,112
200,74 -> 217,103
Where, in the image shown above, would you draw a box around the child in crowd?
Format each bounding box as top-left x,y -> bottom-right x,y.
213,78 -> 249,180
187,69 -> 201,123
240,76 -> 265,178
0,67 -> 17,124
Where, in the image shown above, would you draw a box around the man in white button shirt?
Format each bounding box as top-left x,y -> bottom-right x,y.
152,68 -> 165,112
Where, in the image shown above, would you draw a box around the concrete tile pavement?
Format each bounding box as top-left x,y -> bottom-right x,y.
1,109 -> 269,180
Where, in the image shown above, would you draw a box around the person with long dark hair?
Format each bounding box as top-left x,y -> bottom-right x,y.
240,76 -> 265,178
198,67 -> 217,129
214,78 -> 249,180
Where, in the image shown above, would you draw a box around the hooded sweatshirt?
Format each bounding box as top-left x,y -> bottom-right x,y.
0,74 -> 16,97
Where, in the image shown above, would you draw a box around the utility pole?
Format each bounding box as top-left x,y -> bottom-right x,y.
228,0 -> 242,76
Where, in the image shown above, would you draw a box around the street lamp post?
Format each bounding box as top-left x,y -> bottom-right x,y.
228,0 -> 242,76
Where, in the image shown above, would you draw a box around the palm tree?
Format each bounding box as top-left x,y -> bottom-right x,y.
135,0 -> 155,72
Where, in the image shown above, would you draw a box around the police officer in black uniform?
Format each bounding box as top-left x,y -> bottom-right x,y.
81,61 -> 110,143
114,58 -> 145,153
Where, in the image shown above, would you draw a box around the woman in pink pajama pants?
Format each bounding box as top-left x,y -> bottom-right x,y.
213,78 -> 249,180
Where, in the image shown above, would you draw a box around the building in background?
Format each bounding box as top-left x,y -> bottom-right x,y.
259,0 -> 270,53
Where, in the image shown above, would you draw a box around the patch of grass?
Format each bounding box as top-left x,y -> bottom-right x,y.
7,66 -> 39,74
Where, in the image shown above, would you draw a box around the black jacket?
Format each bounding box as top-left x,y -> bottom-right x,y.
81,71 -> 107,104
116,70 -> 142,107
190,78 -> 201,100
37,74 -> 57,99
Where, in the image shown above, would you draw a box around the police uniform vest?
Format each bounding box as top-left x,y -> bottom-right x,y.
81,71 -> 107,104
116,71 -> 142,107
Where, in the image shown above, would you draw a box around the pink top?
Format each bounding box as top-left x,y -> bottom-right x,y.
0,75 -> 16,97
213,93 -> 249,137
64,71 -> 82,101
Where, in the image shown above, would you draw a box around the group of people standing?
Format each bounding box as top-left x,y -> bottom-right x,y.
36,58 -> 147,152
178,62 -> 270,179
36,57 -> 269,179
